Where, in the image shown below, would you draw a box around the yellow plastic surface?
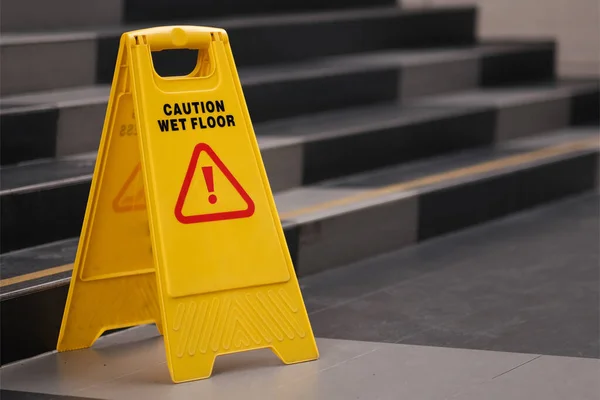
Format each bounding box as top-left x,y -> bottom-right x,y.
57,26 -> 319,383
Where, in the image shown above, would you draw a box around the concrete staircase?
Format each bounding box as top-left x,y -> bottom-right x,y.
1,0 -> 598,366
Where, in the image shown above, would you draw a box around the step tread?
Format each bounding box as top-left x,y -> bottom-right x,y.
1,126 -> 597,297
257,103 -> 479,143
0,87 -> 110,112
238,42 -> 552,79
416,79 -> 600,107
0,152 -> 96,193
0,43 -> 556,109
0,5 -> 471,44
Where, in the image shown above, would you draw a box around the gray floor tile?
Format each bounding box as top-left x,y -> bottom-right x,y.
309,289 -> 441,343
1,329 -> 543,400
453,355 -> 600,400
302,192 -> 600,358
276,343 -> 537,400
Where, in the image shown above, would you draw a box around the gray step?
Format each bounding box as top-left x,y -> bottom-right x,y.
0,0 -> 396,32
415,80 -> 600,141
1,81 -> 598,253
0,103 -> 492,254
0,0 -> 122,32
0,43 -> 557,166
1,127 -> 598,365
0,6 -> 477,96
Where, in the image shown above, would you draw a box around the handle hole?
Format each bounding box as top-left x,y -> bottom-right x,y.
151,48 -> 212,78
151,49 -> 199,77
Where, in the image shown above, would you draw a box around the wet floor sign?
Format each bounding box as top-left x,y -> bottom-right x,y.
56,26 -> 319,383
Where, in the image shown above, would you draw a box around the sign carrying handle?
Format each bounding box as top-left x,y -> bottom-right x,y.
125,26 -> 234,93
131,26 -> 214,51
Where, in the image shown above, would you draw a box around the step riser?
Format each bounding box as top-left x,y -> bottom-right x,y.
1,182 -> 90,254
261,144 -> 304,192
0,0 -> 122,32
480,46 -> 555,86
495,98 -> 571,142
124,0 -> 396,23
0,40 -> 97,96
1,283 -> 69,365
571,90 -> 600,125
227,10 -> 474,68
0,108 -> 58,165
294,197 -> 418,276
0,104 -> 116,164
400,59 -> 479,101
0,47 -> 558,167
0,0 -> 398,32
57,105 -> 109,157
417,154 -> 599,240
2,150 -> 597,366
1,9 -> 476,96
247,70 -> 398,123
302,110 -> 495,184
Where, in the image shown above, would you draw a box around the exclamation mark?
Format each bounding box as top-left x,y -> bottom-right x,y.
202,166 -> 217,204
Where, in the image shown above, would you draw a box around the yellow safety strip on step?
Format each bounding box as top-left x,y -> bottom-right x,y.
0,264 -> 74,288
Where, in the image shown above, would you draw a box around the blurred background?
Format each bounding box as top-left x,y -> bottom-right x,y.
406,0 -> 599,76
0,0 -> 598,398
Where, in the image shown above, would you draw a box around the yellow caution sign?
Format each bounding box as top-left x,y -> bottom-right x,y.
57,26 -> 319,383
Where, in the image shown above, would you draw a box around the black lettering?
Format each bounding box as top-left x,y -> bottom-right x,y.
206,101 -> 215,113
163,104 -> 172,116
215,100 -> 225,113
182,103 -> 191,114
191,117 -> 198,129
173,103 -> 182,115
179,118 -> 187,130
170,119 -> 179,131
226,115 -> 235,127
207,116 -> 216,128
158,119 -> 169,131
192,102 -> 200,114
200,102 -> 206,113
217,115 -> 226,127
199,117 -> 207,129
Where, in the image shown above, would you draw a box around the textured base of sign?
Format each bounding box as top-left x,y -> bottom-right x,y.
163,280 -> 319,382
57,273 -> 161,351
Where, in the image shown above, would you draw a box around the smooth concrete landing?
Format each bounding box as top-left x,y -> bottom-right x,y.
1,325 -> 599,400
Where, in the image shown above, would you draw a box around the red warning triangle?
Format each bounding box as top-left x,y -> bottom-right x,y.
113,163 -> 146,213
174,143 -> 255,224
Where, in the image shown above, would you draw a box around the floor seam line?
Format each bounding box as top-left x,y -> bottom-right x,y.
491,354 -> 543,379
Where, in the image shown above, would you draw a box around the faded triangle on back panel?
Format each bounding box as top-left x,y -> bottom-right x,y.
113,163 -> 146,213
